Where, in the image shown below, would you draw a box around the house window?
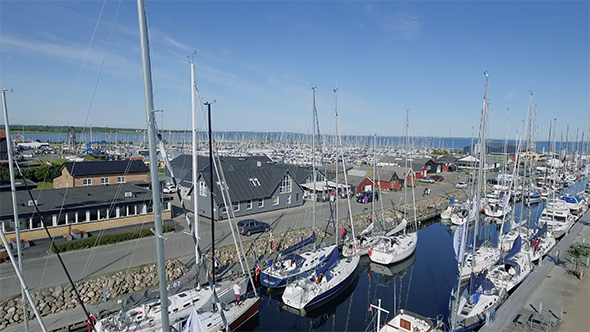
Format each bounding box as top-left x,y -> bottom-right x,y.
117,176 -> 126,184
199,181 -> 207,197
234,203 -> 240,212
258,198 -> 264,208
272,197 -> 279,206
101,177 -> 109,185
247,200 -> 253,210
287,195 -> 292,204
296,193 -> 300,201
249,178 -> 261,187
83,178 -> 92,186
279,175 -> 292,193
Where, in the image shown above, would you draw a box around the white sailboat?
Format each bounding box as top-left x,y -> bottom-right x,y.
96,2 -> 259,330
260,87 -> 338,288
282,89 -> 360,311
368,109 -> 418,266
451,73 -> 506,332
487,236 -> 534,292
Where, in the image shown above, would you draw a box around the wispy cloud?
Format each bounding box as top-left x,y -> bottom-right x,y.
363,4 -> 423,39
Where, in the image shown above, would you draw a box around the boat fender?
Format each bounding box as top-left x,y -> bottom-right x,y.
316,274 -> 323,284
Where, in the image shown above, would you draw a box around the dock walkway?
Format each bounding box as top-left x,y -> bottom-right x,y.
479,215 -> 590,332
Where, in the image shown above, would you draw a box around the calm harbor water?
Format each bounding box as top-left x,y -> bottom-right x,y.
248,179 -> 587,332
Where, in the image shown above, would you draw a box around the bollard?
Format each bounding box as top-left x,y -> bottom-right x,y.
581,270 -> 585,279
539,302 -> 543,313
556,250 -> 559,264
586,256 -> 589,268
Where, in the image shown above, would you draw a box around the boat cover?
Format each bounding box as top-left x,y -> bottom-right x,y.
531,223 -> 547,240
279,232 -> 316,257
315,247 -> 339,282
503,235 -> 521,264
386,219 -> 408,237
560,195 -> 582,204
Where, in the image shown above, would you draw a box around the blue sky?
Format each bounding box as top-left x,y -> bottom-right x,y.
1,1 -> 588,141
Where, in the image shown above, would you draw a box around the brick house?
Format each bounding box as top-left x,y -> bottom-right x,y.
53,160 -> 149,188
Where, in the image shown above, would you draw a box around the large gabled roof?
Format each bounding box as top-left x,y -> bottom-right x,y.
62,160 -> 149,177
199,162 -> 294,202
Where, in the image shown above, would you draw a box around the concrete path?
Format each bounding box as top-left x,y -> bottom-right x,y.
479,215 -> 590,332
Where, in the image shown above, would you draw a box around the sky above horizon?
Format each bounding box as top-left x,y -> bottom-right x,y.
1,1 -> 588,141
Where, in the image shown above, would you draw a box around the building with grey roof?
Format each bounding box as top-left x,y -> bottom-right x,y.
168,155 -> 306,221
53,160 -> 149,188
0,182 -> 172,243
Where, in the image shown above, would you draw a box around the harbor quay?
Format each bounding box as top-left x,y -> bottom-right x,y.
479,213 -> 590,332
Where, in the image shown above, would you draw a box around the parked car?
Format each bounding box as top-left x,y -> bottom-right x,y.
430,175 -> 444,182
163,184 -> 177,194
455,181 -> 468,189
237,219 -> 270,236
357,191 -> 379,203
419,178 -> 435,183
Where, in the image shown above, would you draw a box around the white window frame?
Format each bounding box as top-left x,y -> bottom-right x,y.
287,195 -> 292,204
272,196 -> 279,206
279,175 -> 292,194
247,200 -> 253,210
101,177 -> 109,185
249,177 -> 261,187
296,193 -> 300,201
258,198 -> 264,208
234,203 -> 240,212
199,181 -> 207,197
117,176 -> 126,184
83,178 -> 92,186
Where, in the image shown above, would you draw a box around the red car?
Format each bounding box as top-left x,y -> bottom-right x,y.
430,175 -> 444,182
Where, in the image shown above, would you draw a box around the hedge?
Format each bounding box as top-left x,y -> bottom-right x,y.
51,225 -> 172,253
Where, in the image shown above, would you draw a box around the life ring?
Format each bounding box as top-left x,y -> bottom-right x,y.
356,244 -> 360,250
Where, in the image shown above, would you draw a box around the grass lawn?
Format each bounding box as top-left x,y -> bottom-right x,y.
35,182 -> 54,190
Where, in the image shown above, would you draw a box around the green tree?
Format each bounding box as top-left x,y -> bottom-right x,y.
567,244 -> 590,278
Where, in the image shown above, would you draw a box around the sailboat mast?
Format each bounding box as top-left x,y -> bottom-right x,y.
2,89 -> 31,332
190,61 -> 200,264
333,89 -> 339,245
372,133 -> 376,226
472,72 -> 488,275
312,87 -> 317,251
136,1 -> 170,330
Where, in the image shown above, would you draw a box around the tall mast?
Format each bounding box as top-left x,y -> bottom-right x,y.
311,87 -> 317,251
333,89 -> 339,245
2,89 -> 31,332
372,133 -> 376,226
190,60 -> 201,287
472,72 -> 488,275
136,1 -> 170,330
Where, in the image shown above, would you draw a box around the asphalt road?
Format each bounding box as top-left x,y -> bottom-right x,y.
0,173 -> 466,300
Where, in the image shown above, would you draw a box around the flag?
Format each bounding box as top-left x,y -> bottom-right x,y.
183,308 -> 206,332
453,222 -> 467,263
450,195 -> 455,206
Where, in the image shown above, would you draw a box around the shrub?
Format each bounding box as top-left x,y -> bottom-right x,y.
51,225 -> 172,253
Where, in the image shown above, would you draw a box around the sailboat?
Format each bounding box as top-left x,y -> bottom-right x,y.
450,73 -> 506,332
96,2 -> 259,330
259,232 -> 336,289
259,87 -> 338,288
486,236 -> 534,292
368,110 -> 418,266
281,89 -> 360,311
